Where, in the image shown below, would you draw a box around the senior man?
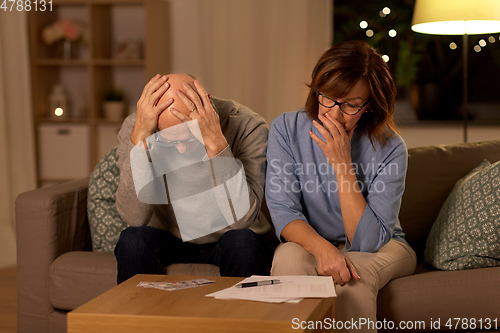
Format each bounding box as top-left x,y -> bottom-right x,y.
114,73 -> 270,284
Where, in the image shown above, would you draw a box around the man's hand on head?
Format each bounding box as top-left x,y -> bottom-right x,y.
170,80 -> 228,159
131,74 -> 173,145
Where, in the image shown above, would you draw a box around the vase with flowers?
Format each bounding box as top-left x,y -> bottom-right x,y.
42,19 -> 86,59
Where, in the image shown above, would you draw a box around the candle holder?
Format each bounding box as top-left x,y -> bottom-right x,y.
49,84 -> 69,119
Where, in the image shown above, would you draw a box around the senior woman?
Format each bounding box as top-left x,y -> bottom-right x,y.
266,41 -> 416,332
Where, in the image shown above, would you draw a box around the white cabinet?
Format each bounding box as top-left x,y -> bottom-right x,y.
38,124 -> 90,182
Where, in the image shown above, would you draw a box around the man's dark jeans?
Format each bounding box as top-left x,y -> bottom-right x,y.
114,226 -> 270,284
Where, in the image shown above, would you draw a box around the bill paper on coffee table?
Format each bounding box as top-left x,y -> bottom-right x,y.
205,275 -> 335,303
137,278 -> 215,291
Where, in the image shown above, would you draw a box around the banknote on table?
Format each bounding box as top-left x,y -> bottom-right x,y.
137,279 -> 215,291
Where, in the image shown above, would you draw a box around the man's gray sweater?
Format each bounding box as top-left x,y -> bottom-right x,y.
115,97 -> 269,244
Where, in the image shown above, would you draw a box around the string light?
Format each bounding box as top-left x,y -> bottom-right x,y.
449,42 -> 457,50
382,55 -> 390,62
488,36 -> 496,43
479,39 -> 487,47
360,21 -> 368,29
380,7 -> 391,17
366,29 -> 374,37
388,29 -> 397,37
474,45 -> 482,52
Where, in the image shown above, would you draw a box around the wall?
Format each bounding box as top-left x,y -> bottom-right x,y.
395,100 -> 500,148
400,125 -> 500,149
166,0 -> 333,125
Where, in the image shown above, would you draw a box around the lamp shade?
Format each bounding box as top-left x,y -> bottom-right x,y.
412,0 -> 500,35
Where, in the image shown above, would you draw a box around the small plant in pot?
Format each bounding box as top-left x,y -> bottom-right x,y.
103,88 -> 125,121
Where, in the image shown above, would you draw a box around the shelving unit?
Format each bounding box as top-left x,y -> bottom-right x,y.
28,0 -> 170,187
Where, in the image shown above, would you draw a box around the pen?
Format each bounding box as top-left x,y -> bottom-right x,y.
235,279 -> 281,288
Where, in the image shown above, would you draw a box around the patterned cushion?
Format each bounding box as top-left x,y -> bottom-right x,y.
424,159 -> 500,270
87,146 -> 128,252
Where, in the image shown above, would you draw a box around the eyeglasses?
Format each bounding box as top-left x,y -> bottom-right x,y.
154,132 -> 199,147
317,92 -> 370,116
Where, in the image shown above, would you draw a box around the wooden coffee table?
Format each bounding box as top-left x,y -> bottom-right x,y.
68,274 -> 335,333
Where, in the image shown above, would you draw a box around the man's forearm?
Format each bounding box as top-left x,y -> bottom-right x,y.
116,116 -> 155,226
206,138 -> 229,159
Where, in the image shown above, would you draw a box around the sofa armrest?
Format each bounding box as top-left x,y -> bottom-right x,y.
16,178 -> 90,333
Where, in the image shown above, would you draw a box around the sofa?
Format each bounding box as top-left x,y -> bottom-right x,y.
16,139 -> 500,333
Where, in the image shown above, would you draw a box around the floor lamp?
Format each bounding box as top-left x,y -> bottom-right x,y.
411,0 -> 500,142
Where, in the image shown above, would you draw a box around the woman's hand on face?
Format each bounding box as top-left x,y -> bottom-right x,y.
131,74 -> 173,145
315,243 -> 360,286
169,80 -> 228,158
309,113 -> 357,173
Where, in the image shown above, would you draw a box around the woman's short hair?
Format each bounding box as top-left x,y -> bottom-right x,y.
305,40 -> 398,145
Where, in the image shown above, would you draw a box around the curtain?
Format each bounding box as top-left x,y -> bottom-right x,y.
168,0 -> 332,124
0,11 -> 37,268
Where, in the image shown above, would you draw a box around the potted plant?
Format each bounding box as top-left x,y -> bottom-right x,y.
103,88 -> 125,121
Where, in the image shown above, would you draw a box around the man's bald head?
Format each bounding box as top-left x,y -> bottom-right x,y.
157,73 -> 196,131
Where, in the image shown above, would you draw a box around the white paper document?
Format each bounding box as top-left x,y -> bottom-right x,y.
205,275 -> 336,303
